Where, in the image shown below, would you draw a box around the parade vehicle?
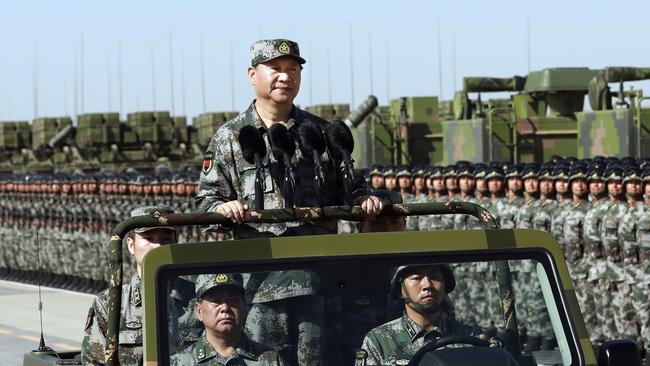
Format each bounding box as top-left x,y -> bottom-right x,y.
23,202 -> 641,366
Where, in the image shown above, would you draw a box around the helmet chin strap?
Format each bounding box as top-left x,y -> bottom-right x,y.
402,297 -> 444,314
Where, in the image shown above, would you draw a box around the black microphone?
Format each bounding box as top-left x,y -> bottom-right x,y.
297,121 -> 326,206
238,125 -> 267,210
326,120 -> 356,205
268,123 -> 297,208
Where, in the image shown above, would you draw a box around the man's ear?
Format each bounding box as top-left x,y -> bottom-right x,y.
195,300 -> 203,322
247,66 -> 256,85
127,237 -> 136,256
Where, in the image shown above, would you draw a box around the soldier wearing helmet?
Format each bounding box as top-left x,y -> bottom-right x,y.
359,264 -> 481,365
171,273 -> 285,366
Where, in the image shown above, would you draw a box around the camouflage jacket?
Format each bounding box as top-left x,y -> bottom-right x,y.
617,201 -> 645,268
441,195 -> 459,229
170,331 -> 285,366
419,195 -> 447,231
402,192 -> 420,231
454,195 -> 482,230
582,198 -> 609,260
532,199 -> 556,232
635,201 -> 650,285
360,312 -> 480,365
500,194 -> 524,229
81,274 -> 145,366
600,201 -> 627,262
550,199 -> 572,247
562,200 -> 591,271
195,101 -> 370,239
514,196 -> 540,229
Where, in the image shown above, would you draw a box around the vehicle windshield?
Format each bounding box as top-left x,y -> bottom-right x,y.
153,252 -> 580,366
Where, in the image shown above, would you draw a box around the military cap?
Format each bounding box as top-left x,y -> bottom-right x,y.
592,155 -> 606,163
195,273 -> 245,298
250,39 -> 306,67
428,166 -> 444,179
172,173 -> 185,184
134,174 -> 148,185
443,165 -> 458,178
538,167 -> 554,180
548,155 -> 564,165
620,156 -> 636,166
505,164 -> 523,179
395,165 -> 412,178
473,164 -> 487,178
130,206 -> 177,233
455,160 -> 472,167
522,166 -> 539,180
642,168 -> 650,182
605,157 -> 620,166
368,164 -> 383,177
412,164 -> 426,177
552,167 -> 569,181
603,167 -> 623,181
485,166 -> 504,180
622,167 -> 642,183
457,165 -> 474,178
382,165 -> 396,177
390,264 -> 455,300
587,168 -> 604,181
564,157 -> 579,166
568,166 -> 588,182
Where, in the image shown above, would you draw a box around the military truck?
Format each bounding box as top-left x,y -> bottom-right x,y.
23,203 -> 641,366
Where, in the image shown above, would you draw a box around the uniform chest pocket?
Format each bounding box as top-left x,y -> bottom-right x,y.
119,329 -> 142,345
238,164 -> 274,203
604,220 -> 619,233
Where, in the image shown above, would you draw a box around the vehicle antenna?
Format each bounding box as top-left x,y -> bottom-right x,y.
385,37 -> 390,103
81,33 -> 85,114
169,30 -> 175,116
437,22 -> 443,99
452,29 -> 457,92
118,38 -> 123,120
229,42 -> 235,111
526,17 -> 531,72
327,47 -> 332,104
151,44 -> 156,110
33,230 -> 55,355
199,36 -> 206,113
308,40 -> 313,106
368,30 -> 374,95
32,40 -> 39,119
349,24 -> 355,109
107,53 -> 112,111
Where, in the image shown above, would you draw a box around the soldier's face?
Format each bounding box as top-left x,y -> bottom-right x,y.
152,184 -> 161,194
445,177 -> 457,190
175,184 -> 186,195
523,178 -> 538,194
127,229 -> 177,274
398,176 -> 412,189
161,184 -> 171,194
507,177 -> 522,193
589,180 -> 605,196
196,286 -> 245,336
384,176 -> 397,191
414,177 -> 425,191
539,179 -> 553,195
645,182 -> 650,198
459,176 -> 475,193
401,267 -> 445,309
571,179 -> 587,197
607,180 -> 623,196
432,178 -> 445,192
487,178 -> 503,193
143,185 -> 152,194
117,184 -> 127,194
248,57 -> 302,106
370,175 -> 384,190
555,179 -> 568,194
475,178 -> 486,192
625,180 -> 642,196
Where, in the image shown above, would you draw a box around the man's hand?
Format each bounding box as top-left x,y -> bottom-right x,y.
216,200 -> 249,224
357,195 -> 384,220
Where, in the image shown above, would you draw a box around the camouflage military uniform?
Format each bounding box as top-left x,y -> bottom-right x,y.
532,199 -> 556,232
514,196 -> 540,229
418,196 -> 447,231
196,101 -> 369,365
82,274 -> 146,366
635,200 -> 650,348
500,194 -> 524,229
402,192 -> 419,231
550,199 -> 571,254
170,331 -> 285,366
360,312 -> 480,365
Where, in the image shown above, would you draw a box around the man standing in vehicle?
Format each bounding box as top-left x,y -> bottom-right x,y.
359,264 -> 482,365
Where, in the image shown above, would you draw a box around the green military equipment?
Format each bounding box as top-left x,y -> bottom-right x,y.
305,103 -> 350,121
192,111 -> 239,149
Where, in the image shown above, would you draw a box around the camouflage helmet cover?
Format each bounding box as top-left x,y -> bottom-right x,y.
130,205 -> 177,234
251,39 -> 306,67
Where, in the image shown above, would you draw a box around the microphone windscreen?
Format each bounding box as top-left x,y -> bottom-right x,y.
238,125 -> 267,164
296,122 -> 326,157
325,120 -> 355,160
268,123 -> 296,161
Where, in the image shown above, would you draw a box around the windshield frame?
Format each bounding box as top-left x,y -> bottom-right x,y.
142,229 -> 594,366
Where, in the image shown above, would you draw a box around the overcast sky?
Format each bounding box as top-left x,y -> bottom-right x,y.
1,0 -> 649,121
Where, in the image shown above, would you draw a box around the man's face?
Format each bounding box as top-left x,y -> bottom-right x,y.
248,57 -> 301,106
555,179 -> 568,194
487,178 -> 503,194
370,175 -> 384,190
607,180 -> 623,196
175,183 -> 186,195
645,182 -> 650,198
571,179 -> 588,198
117,183 -> 128,194
384,176 -> 397,191
458,176 -> 475,194
523,177 -> 538,195
432,178 -> 445,192
475,177 -> 487,193
507,177 -> 522,193
196,286 -> 245,336
413,177 -> 425,192
127,228 -> 177,271
625,180 -> 642,196
152,184 -> 161,195
589,180 -> 605,197
401,267 -> 446,312
398,176 -> 412,189
445,177 -> 457,191
143,185 -> 152,195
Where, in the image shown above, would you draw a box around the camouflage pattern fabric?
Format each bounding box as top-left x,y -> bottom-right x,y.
635,201 -> 650,348
250,39 -> 305,67
402,192 -> 419,231
360,312 -> 481,365
514,196 -> 540,229
170,331 -> 285,366
500,194 -> 524,229
418,196 -> 447,231
532,199 -> 556,232
550,200 -> 572,254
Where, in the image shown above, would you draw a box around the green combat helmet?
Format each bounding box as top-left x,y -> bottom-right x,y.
389,264 -> 456,300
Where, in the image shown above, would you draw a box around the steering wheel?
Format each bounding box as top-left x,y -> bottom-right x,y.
407,334 -> 490,366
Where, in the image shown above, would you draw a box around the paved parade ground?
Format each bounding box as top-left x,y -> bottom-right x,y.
0,280 -> 93,366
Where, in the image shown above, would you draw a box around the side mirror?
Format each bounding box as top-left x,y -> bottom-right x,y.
598,339 -> 641,366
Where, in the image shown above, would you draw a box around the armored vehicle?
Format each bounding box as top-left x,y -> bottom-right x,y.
23,203 -> 641,366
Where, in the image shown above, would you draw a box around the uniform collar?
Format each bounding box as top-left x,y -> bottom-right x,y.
401,312 -> 447,343
193,331 -> 260,363
249,99 -> 299,130
130,274 -> 142,306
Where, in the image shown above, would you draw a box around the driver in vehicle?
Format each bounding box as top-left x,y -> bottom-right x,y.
359,264 -> 482,365
171,273 -> 286,366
